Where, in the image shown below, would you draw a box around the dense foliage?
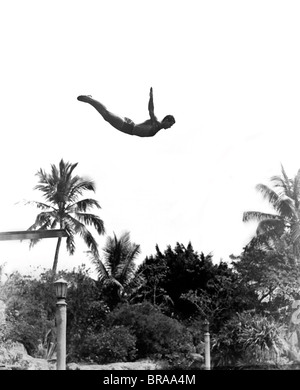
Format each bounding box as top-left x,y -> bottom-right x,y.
0,232 -> 299,369
212,311 -> 287,369
107,302 -> 193,359
132,243 -> 258,332
1,165 -> 300,369
1,238 -> 298,369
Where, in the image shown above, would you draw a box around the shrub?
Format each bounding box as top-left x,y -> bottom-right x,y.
78,326 -> 137,364
107,302 -> 193,360
212,311 -> 286,369
1,266 -> 109,359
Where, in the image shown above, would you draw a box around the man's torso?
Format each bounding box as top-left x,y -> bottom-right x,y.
134,119 -> 160,137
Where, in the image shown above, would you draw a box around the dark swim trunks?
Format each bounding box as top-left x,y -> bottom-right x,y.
122,117 -> 135,135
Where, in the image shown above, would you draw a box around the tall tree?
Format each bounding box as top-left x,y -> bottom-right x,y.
131,242 -> 218,319
232,242 -> 300,313
27,159 -> 105,275
132,251 -> 170,307
243,165 -> 300,256
89,231 -> 140,308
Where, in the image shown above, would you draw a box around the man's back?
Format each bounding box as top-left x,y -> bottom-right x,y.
133,119 -> 160,137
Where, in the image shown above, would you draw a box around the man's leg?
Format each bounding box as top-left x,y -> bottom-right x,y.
77,95 -> 124,131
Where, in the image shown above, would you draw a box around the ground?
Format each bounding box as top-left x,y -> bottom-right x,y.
67,359 -> 161,370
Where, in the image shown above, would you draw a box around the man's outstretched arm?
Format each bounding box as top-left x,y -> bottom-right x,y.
148,87 -> 157,125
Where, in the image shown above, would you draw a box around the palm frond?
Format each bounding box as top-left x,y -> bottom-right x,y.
65,215 -> 99,256
280,164 -> 293,194
34,168 -> 49,186
63,222 -> 75,255
248,220 -> 288,252
270,176 -> 292,198
99,232 -> 141,285
66,198 -> 101,213
271,175 -> 288,189
244,165 -> 300,256
118,244 -> 141,285
51,163 -> 60,183
291,224 -> 300,246
60,160 -> 78,181
34,168 -> 57,203
256,219 -> 285,236
21,200 -> 56,211
35,160 -> 82,205
89,249 -> 126,297
67,178 -> 96,202
28,238 -> 40,249
28,219 -> 53,248
102,233 -> 123,274
243,211 -> 280,223
73,212 -> 105,235
50,219 -> 58,229
27,211 -> 56,231
273,196 -> 295,219
293,170 -> 300,209
255,184 -> 280,207
88,251 -> 110,281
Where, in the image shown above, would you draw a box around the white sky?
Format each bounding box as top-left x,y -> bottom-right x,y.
1,0 -> 300,277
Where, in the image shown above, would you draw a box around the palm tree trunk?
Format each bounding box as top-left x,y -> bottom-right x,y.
52,236 -> 62,276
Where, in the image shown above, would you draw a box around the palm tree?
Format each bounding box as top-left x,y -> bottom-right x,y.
27,159 -> 105,275
243,165 -> 300,256
89,231 -> 141,306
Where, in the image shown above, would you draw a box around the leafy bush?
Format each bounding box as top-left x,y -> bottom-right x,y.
1,266 -> 109,359
212,311 -> 286,368
107,302 -> 193,360
78,326 -> 137,364
1,271 -> 55,355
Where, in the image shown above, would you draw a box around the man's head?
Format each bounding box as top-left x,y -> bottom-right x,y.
161,115 -> 176,129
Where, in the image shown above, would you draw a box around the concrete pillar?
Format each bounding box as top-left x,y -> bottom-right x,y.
204,319 -> 211,370
56,299 -> 67,370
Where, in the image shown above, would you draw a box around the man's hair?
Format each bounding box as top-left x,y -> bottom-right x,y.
162,115 -> 175,124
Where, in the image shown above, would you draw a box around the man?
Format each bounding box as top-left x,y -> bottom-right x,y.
77,88 -> 175,137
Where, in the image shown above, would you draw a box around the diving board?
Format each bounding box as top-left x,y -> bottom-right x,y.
0,229 -> 68,241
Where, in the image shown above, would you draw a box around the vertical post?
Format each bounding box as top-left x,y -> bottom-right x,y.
54,278 -> 68,371
56,298 -> 67,370
203,319 -> 211,370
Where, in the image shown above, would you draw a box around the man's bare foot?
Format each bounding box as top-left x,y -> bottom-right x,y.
77,95 -> 93,102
